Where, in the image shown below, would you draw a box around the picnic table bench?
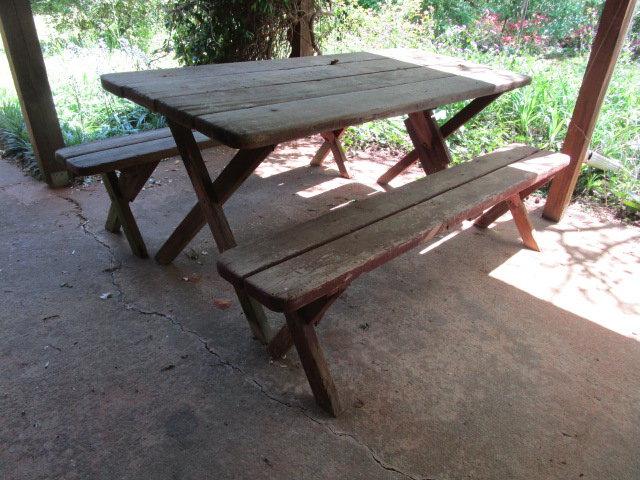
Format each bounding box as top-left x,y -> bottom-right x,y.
218,145 -> 568,415
100,48 -> 569,415
58,128 -> 217,258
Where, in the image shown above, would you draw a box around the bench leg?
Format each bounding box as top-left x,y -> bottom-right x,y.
310,129 -> 350,179
155,146 -> 275,266
506,195 -> 540,252
474,179 -> 548,229
286,299 -> 343,417
105,162 -> 158,234
168,120 -> 274,344
474,193 -> 540,252
101,172 -> 149,258
268,290 -> 343,360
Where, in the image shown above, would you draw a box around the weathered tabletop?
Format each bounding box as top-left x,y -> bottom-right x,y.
102,48 -> 530,149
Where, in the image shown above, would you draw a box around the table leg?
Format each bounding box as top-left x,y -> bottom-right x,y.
310,128 -> 350,179
155,144 -> 276,265
377,93 -> 503,185
406,109 -> 452,175
167,120 -> 274,343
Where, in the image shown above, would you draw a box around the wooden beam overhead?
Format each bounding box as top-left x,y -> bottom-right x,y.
543,0 -> 637,221
0,0 -> 69,187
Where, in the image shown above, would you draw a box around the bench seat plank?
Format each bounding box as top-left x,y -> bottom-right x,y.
56,128 -> 173,160
218,144 -> 540,286
219,149 -> 569,312
61,129 -> 217,176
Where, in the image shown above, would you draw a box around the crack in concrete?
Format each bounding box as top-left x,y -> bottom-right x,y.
58,193 -> 426,480
0,182 -> 26,191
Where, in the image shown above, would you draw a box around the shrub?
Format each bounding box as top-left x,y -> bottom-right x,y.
32,0 -> 164,51
165,0 -> 324,65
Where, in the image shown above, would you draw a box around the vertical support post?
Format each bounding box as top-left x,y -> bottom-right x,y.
0,0 -> 69,187
543,0 -> 637,221
290,0 -> 315,57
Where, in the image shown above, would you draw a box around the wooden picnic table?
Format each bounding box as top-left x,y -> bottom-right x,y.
101,48 -> 530,344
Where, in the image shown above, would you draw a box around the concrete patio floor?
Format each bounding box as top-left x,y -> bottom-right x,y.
1,139 -> 639,480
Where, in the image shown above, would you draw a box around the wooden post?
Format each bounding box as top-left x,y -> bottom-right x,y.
290,0 -> 315,57
0,0 -> 69,187
542,0 -> 637,221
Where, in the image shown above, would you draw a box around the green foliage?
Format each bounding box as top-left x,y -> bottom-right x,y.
32,0 -> 163,50
316,0 -> 435,51
0,99 -> 39,178
165,0 -> 323,65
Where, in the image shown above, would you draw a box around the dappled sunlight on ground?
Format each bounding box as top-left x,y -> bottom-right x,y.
3,140 -> 640,479
488,205 -> 640,341
255,136 -> 425,199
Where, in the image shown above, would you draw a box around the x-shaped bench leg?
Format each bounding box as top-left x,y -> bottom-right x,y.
310,128 -> 350,179
167,120 -> 275,344
474,190 -> 541,252
102,171 -> 150,258
105,162 -> 159,235
378,93 -> 502,185
284,291 -> 345,416
267,290 -> 342,360
474,178 -> 548,230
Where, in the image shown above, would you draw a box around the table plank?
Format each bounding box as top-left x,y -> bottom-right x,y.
102,48 -> 530,149
158,67 -> 452,126
195,73 -> 527,148
101,51 -> 383,93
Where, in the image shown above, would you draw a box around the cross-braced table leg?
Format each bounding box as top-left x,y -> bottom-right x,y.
310,128 -> 350,179
406,109 -> 452,175
167,120 -> 274,343
155,143 -> 276,266
378,93 -> 502,185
